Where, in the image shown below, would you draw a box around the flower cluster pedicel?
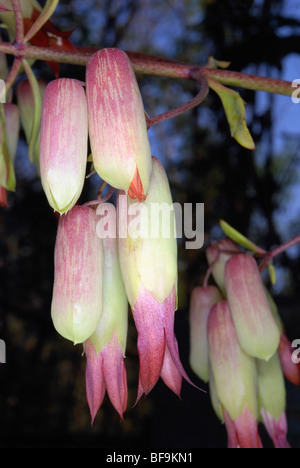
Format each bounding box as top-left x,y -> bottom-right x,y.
40,78 -> 88,214
86,48 -> 152,201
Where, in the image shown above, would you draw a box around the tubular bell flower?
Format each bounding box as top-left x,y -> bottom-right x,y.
117,156 -> 190,400
85,205 -> 128,422
257,353 -> 290,448
86,48 -> 152,201
208,300 -> 262,448
51,205 -> 103,344
40,79 -> 88,214
189,286 -> 223,383
225,253 -> 280,361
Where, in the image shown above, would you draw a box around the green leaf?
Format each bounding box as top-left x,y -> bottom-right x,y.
22,59 -> 42,164
0,104 -> 16,191
24,0 -> 60,43
220,219 -> 266,254
268,263 -> 276,286
207,56 -> 231,69
208,79 -> 255,150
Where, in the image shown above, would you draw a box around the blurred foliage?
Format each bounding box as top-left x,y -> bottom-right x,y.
0,0 -> 300,448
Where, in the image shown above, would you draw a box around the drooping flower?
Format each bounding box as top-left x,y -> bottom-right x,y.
189,286 -> 223,382
51,205 -> 103,344
208,300 -> 262,448
257,352 -> 290,448
86,48 -> 152,201
118,156 -> 190,400
85,204 -> 128,422
40,78 -> 88,214
225,253 -> 280,361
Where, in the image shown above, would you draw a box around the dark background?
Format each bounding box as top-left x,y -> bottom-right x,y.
0,0 -> 300,448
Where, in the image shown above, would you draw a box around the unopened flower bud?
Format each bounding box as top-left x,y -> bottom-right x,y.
51,205 -> 103,344
40,78 -> 88,214
225,253 -> 280,361
86,48 -> 152,201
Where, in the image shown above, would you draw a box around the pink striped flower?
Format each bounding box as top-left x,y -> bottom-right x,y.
84,205 -> 128,422
118,157 -> 191,400
40,78 -> 88,214
85,331 -> 127,423
51,205 -> 103,344
225,253 -> 280,361
86,48 -> 152,201
208,300 -> 262,448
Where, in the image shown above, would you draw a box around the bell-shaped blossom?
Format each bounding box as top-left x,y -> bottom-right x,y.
51,205 -> 103,344
257,353 -> 290,448
40,78 -> 88,214
86,48 -> 152,201
225,253 -> 280,361
189,286 -> 223,382
118,156 -> 190,399
85,205 -> 128,422
208,300 -> 262,448
85,332 -> 127,424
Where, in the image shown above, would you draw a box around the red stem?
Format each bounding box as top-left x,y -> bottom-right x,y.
259,234 -> 300,272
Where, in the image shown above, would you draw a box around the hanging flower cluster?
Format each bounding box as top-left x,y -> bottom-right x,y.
189,237 -> 298,448
37,48 -> 192,422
